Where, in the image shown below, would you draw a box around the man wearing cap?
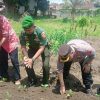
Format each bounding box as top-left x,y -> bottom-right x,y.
0,0 -> 21,84
19,16 -> 50,87
57,39 -> 95,95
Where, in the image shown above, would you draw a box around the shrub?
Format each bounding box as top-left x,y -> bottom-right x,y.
47,29 -> 79,54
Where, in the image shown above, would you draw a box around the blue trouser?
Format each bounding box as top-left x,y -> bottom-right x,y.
0,47 -> 20,81
63,60 -> 93,89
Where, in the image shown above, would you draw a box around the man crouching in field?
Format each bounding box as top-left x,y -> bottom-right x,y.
57,39 -> 96,95
19,16 -> 50,87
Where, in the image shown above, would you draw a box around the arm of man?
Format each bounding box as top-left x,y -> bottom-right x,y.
23,45 -> 45,68
0,37 -> 6,47
32,32 -> 46,61
21,46 -> 28,57
57,56 -> 65,95
0,16 -> 9,47
21,46 -> 30,67
25,32 -> 46,68
32,45 -> 45,61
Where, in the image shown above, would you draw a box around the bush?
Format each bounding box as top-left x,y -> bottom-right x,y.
47,29 -> 79,54
62,17 -> 71,23
78,17 -> 88,28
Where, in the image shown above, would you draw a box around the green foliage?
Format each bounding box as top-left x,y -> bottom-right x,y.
95,8 -> 100,16
9,15 -> 100,54
4,0 -> 18,5
37,0 -> 49,13
5,91 -> 12,100
62,17 -> 71,23
47,29 -> 79,54
78,17 -> 88,28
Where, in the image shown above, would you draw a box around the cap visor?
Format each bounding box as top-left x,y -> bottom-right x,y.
60,56 -> 70,63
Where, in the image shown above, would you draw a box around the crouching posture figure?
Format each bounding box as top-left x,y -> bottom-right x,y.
20,16 -> 50,87
57,39 -> 95,95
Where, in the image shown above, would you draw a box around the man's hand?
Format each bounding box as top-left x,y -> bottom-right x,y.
83,64 -> 91,73
0,37 -> 6,47
23,56 -> 33,68
60,85 -> 66,95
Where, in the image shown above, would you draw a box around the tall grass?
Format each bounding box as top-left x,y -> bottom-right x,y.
8,16 -> 100,54
47,29 -> 80,54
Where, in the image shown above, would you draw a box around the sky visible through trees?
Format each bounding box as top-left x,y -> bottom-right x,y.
49,0 -> 63,4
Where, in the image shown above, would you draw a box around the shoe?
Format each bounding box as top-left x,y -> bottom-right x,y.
27,79 -> 37,87
85,88 -> 93,95
15,80 -> 21,85
41,84 -> 49,88
2,77 -> 7,81
0,76 -> 3,82
96,88 -> 100,96
2,77 -> 9,82
0,76 -> 2,80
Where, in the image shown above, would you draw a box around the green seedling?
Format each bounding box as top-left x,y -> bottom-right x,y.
5,91 -> 12,100
95,94 -> 100,97
18,84 -> 27,90
66,89 -> 74,99
0,78 -> 8,83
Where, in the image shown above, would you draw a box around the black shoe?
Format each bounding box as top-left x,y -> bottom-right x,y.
85,88 -> 93,95
97,87 -> 100,95
0,76 -> 2,79
27,78 -> 37,87
0,76 -> 2,81
0,77 -> 9,82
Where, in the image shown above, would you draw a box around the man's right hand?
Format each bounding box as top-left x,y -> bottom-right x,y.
60,85 -> 66,95
23,56 -> 30,68
23,56 -> 28,63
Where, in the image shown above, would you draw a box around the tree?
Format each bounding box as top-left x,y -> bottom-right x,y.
4,0 -> 18,6
3,0 -> 19,15
4,0 -> 49,16
37,0 -> 49,16
34,0 -> 49,16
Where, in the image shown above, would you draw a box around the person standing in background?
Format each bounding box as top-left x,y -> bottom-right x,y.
0,0 -> 21,85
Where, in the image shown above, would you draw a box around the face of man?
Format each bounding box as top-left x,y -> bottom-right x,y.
59,53 -> 73,63
24,25 -> 35,34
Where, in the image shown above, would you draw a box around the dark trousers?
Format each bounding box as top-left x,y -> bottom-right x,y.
25,46 -> 50,84
0,47 -> 20,81
80,61 -> 93,89
63,61 -> 93,89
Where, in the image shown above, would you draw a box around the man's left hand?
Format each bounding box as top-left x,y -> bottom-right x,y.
24,57 -> 33,68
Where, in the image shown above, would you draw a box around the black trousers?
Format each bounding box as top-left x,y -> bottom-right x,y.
25,46 -> 50,84
0,47 -> 20,81
63,61 -> 93,89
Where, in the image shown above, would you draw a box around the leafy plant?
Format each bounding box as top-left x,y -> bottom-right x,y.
47,29 -> 79,54
78,17 -> 88,38
5,91 -> 12,100
78,17 -> 88,28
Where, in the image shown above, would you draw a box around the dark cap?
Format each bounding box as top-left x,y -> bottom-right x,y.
58,44 -> 71,57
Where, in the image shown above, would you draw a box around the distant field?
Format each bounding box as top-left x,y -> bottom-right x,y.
10,16 -> 100,36
9,15 -> 100,53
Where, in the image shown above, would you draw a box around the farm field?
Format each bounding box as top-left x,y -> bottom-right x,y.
0,36 -> 100,100
0,14 -> 100,100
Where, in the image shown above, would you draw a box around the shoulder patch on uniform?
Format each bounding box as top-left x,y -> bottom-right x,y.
41,32 -> 46,39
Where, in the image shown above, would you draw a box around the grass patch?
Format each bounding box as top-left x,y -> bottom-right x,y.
8,15 -> 100,54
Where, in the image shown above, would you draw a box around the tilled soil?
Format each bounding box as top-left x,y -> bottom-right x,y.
0,37 -> 100,100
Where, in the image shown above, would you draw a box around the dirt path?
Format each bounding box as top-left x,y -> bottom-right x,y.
0,37 -> 100,100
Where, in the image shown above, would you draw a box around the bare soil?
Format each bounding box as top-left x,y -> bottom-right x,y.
0,37 -> 100,100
